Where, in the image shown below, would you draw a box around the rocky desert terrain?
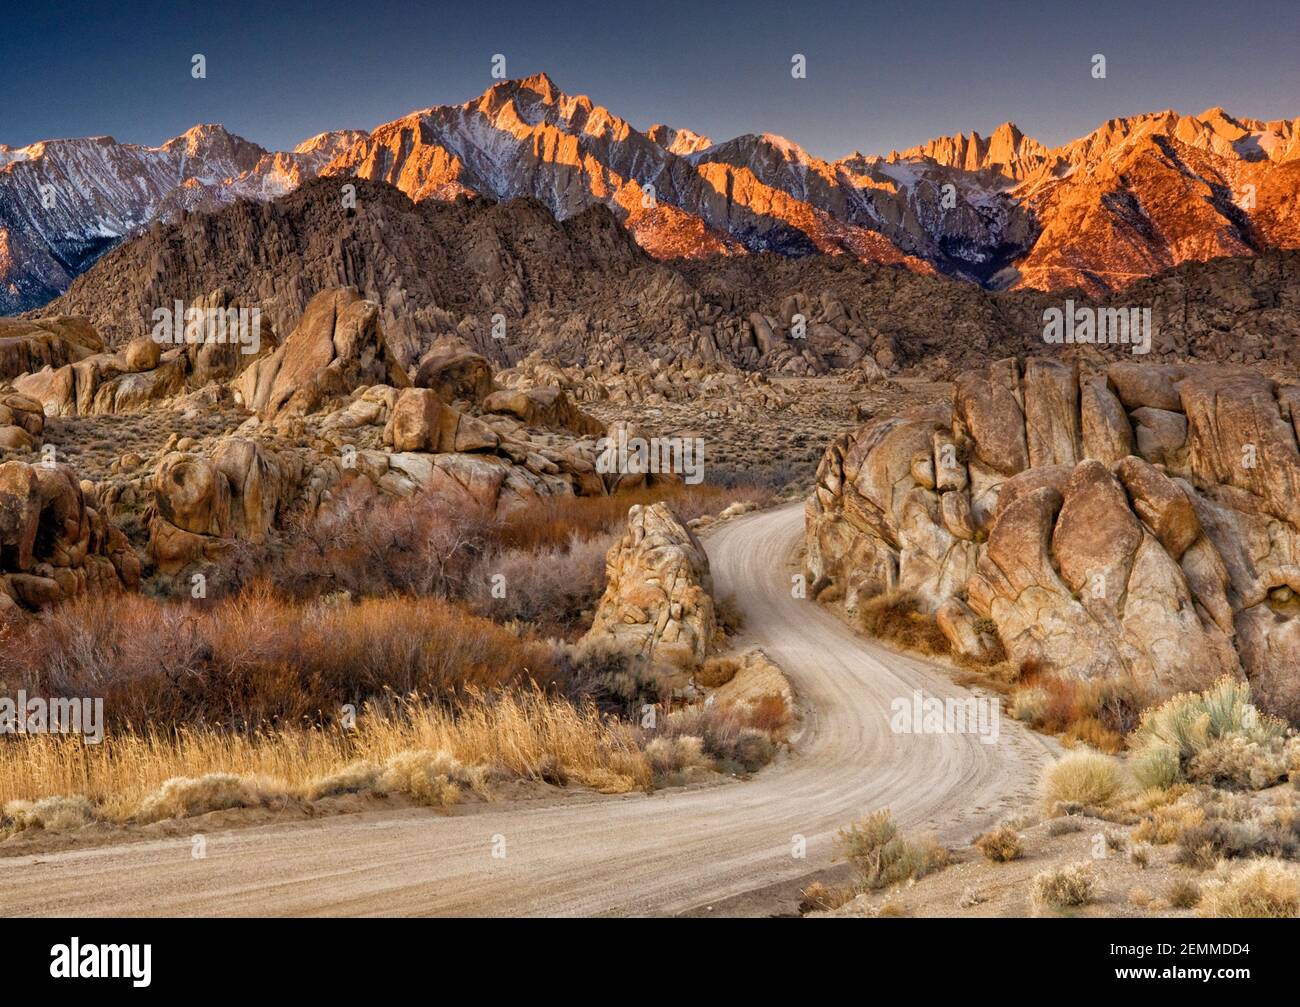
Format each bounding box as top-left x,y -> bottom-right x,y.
4,79 -> 1300,922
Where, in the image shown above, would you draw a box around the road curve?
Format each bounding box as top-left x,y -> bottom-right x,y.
1,502 -> 1055,917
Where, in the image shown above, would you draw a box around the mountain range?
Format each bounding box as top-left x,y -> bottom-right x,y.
3,72 -> 1299,314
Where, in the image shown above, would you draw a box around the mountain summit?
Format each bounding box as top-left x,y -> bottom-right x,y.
3,76 -> 1299,313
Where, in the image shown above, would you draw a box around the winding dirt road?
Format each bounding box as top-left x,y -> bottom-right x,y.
2,503 -> 1054,917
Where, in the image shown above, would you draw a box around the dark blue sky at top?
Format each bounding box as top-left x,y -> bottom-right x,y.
4,0 -> 1298,159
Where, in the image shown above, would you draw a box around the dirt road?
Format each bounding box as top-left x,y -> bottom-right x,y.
2,503 -> 1054,917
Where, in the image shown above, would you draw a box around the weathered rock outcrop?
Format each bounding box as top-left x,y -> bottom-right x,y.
0,317 -> 103,384
233,287 -> 408,422
582,503 -> 716,671
482,387 -> 604,436
12,294 -> 267,418
0,460 -> 139,610
0,391 -> 45,452
807,356 -> 1300,711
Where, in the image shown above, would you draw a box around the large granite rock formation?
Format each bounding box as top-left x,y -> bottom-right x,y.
582,502 -> 716,671
0,460 -> 140,610
806,356 -> 1300,713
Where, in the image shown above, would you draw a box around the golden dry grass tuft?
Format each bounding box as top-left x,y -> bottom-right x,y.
1030,861 -> 1096,913
1198,858 -> 1300,918
857,591 -> 950,657
974,823 -> 1024,863
0,690 -> 652,828
1040,751 -> 1126,811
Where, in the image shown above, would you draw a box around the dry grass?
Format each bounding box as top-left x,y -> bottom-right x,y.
799,881 -> 854,914
1040,752 -> 1126,811
857,591 -> 950,657
975,823 -> 1025,862
0,690 -> 652,827
836,809 -> 950,892
1168,877 -> 1202,909
1029,861 -> 1096,913
1198,858 -> 1300,918
695,655 -> 741,688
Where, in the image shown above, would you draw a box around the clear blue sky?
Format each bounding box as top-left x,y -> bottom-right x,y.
4,0 -> 1298,158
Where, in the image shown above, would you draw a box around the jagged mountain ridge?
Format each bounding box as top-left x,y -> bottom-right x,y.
0,125 -> 362,314
893,107 -> 1300,291
32,175 -> 1300,379
5,76 -> 1300,313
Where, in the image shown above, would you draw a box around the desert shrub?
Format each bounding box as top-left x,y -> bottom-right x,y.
1040,752 -> 1125,810
1030,861 -> 1096,912
695,656 -> 741,688
1175,816 -> 1299,868
1130,844 -> 1152,868
1046,817 -> 1084,837
469,533 -> 610,635
644,735 -> 714,779
1187,735 -> 1290,791
135,773 -> 283,823
303,760 -> 381,800
836,809 -> 949,892
1132,801 -> 1206,845
858,591 -> 950,656
714,593 -> 746,636
1129,676 -> 1289,791
0,590 -> 562,730
376,750 -> 486,808
798,881 -> 854,914
975,823 -> 1024,862
731,728 -> 776,772
1131,744 -> 1183,791
212,482 -> 494,601
1167,877 -> 1202,908
744,694 -> 792,735
2,794 -> 94,832
556,639 -> 667,715
651,702 -> 784,774
1198,858 -> 1300,918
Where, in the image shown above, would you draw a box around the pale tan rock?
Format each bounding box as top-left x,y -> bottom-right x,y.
582,502 -> 715,671
413,349 -> 495,404
123,337 -> 162,372
1080,377 -> 1134,463
1023,357 -> 1080,468
234,287 -> 409,420
954,357 -> 1028,475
